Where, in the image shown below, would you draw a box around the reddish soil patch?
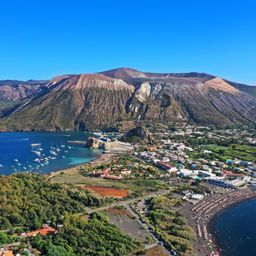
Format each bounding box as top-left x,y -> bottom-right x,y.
80,185 -> 128,198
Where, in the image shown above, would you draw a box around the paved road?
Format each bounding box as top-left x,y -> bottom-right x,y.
79,189 -> 177,255
127,201 -> 178,255
83,189 -> 170,214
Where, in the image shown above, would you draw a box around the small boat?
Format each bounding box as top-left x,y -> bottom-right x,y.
50,150 -> 58,156
32,150 -> 41,156
93,132 -> 102,136
0,164 -> 3,168
14,159 -> 19,162
31,143 -> 41,147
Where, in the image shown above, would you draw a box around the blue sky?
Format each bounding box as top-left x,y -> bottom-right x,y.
0,0 -> 255,84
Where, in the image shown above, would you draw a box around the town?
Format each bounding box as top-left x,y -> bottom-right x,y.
0,125 -> 255,256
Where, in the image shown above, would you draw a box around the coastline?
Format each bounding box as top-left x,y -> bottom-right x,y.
46,151 -> 116,180
180,187 -> 256,256
208,195 -> 256,256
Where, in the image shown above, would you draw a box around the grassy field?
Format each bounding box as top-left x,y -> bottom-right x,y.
48,167 -> 169,198
190,144 -> 256,162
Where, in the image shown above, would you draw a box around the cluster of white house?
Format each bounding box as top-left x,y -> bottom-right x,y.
177,168 -> 251,188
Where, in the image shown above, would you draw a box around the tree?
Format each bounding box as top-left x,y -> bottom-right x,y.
0,232 -> 11,245
0,217 -> 11,229
46,244 -> 74,256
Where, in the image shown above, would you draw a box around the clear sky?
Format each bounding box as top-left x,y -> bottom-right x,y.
0,0 -> 255,84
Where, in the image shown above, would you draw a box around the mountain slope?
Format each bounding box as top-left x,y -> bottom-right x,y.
226,80 -> 256,98
0,80 -> 48,114
102,68 -> 256,126
3,74 -> 134,131
0,80 -> 48,100
1,68 -> 256,131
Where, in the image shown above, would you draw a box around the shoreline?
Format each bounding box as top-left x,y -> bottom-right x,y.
207,195 -> 256,256
46,151 -> 116,179
181,187 -> 256,256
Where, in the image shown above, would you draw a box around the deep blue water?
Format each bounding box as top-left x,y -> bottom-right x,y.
212,199 -> 256,256
0,132 -> 101,175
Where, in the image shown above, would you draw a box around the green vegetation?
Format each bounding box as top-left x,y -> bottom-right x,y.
190,144 -> 256,162
146,194 -> 195,256
173,181 -> 211,195
0,173 -> 102,229
30,213 -> 142,256
77,153 -> 169,197
0,99 -> 17,112
0,231 -> 13,245
0,174 -> 143,255
123,179 -> 168,197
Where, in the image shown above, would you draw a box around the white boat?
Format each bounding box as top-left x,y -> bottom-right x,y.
32,150 -> 41,156
31,143 -> 41,147
93,132 -> 103,136
50,150 -> 58,156
0,164 -> 3,168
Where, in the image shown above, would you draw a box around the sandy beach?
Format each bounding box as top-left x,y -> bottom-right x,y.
180,187 -> 256,256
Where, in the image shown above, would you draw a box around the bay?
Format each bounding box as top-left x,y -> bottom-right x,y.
211,198 -> 256,256
0,132 -> 101,175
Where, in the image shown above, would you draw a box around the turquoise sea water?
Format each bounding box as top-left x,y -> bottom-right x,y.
211,198 -> 256,256
0,132 -> 101,175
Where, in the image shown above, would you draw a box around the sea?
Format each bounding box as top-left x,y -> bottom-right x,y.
211,198 -> 256,256
0,132 -> 101,175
